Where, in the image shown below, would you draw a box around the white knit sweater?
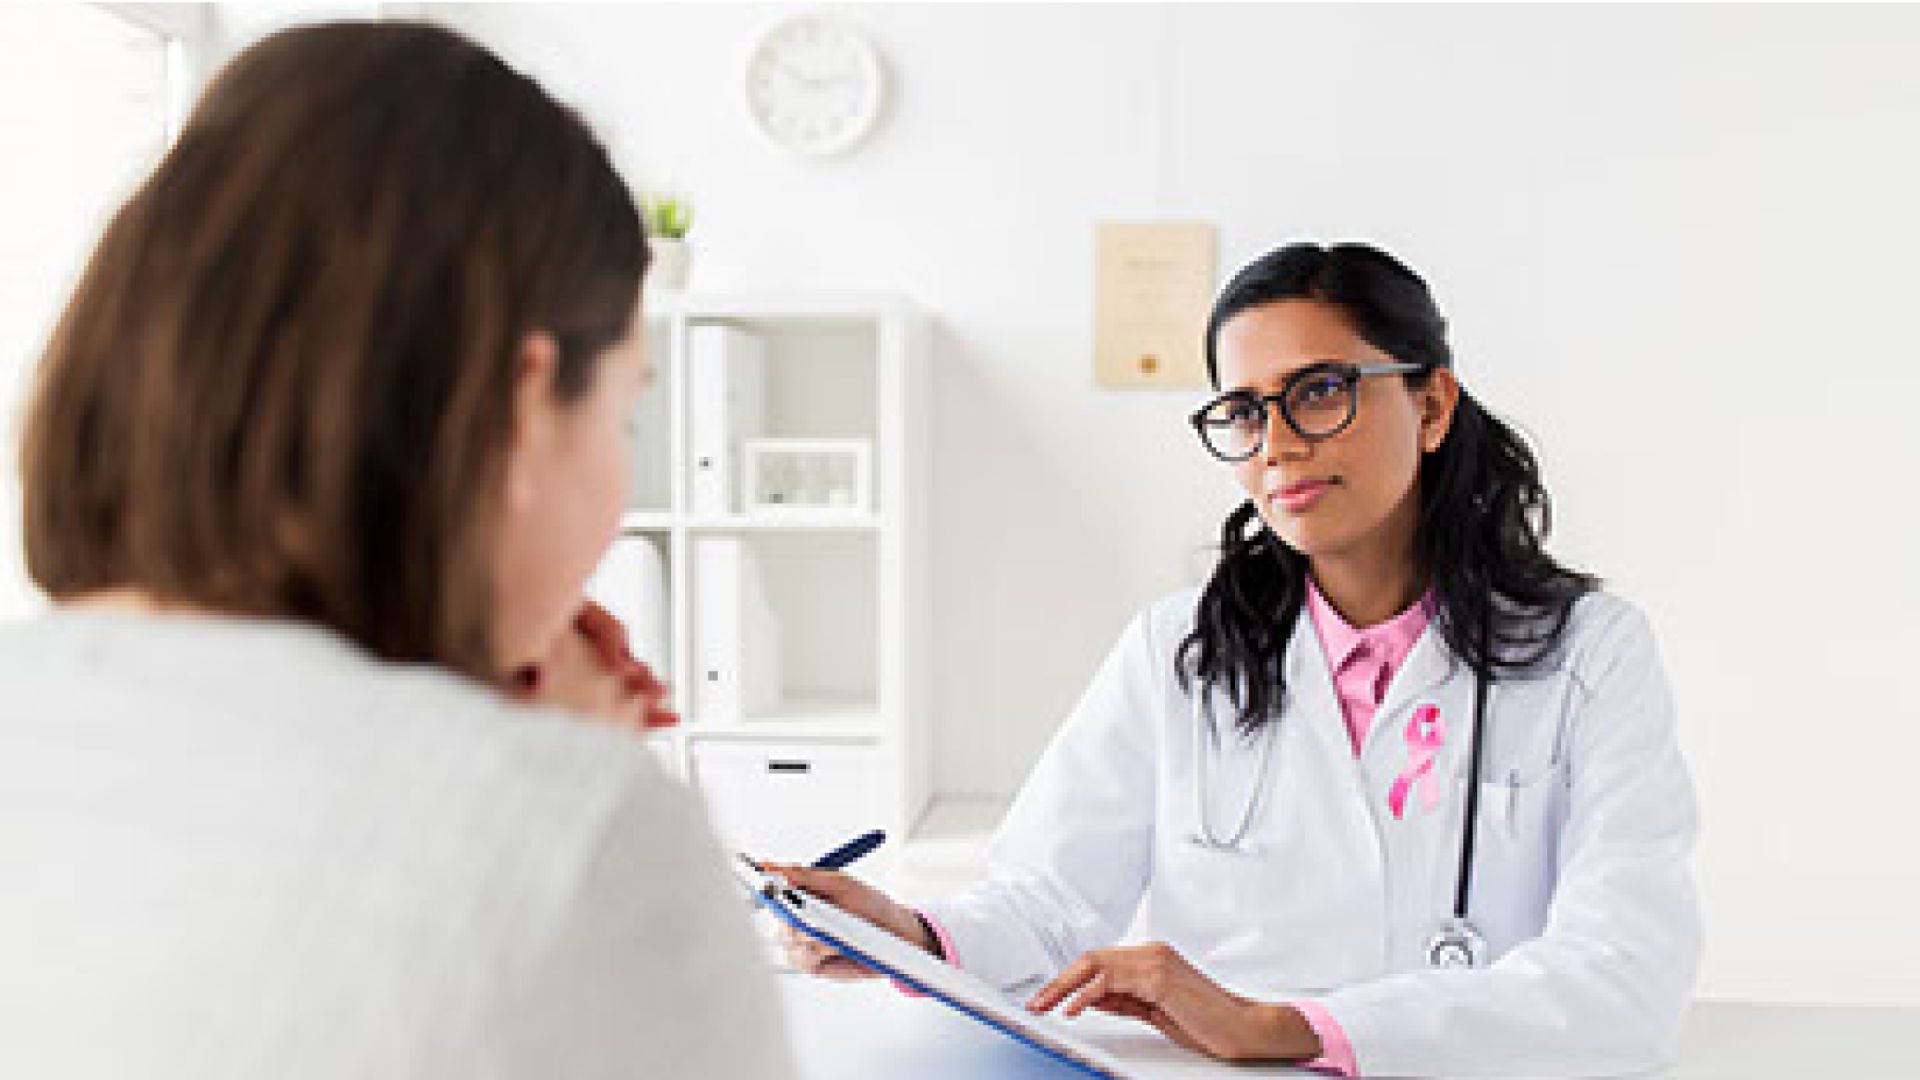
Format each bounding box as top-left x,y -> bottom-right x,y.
0,609 -> 793,1079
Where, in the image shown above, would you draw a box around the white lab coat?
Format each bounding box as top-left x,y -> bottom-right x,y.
920,589 -> 1700,1079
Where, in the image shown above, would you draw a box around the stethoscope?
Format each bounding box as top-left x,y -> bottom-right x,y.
1187,663 -> 1493,970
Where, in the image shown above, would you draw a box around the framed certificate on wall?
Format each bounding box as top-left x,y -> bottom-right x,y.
1093,221 -> 1217,389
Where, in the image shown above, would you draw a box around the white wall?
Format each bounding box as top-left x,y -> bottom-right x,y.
227,3 -> 1920,1006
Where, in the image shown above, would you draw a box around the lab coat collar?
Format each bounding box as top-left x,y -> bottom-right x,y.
1283,601 -> 1348,756
1305,579 -> 1435,676
1282,601 -> 1391,878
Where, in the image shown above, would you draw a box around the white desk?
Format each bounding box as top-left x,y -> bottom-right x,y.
778,974 -> 1920,1079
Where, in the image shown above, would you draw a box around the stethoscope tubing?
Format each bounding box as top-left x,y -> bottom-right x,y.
1189,653 -> 1492,949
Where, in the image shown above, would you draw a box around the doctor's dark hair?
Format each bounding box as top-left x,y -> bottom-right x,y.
1176,243 -> 1598,732
20,21 -> 646,683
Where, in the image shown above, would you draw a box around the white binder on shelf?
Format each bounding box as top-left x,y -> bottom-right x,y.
692,535 -> 783,723
687,325 -> 767,515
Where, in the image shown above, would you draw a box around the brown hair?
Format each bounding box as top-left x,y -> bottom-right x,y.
19,21 -> 646,681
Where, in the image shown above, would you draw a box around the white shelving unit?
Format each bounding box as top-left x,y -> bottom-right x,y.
593,292 -> 930,868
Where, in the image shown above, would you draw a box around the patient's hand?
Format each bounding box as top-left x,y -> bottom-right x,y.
513,600 -> 677,733
760,865 -> 939,979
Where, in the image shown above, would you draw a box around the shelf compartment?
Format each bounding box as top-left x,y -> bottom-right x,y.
584,528 -> 672,676
685,316 -> 881,514
687,531 -> 877,727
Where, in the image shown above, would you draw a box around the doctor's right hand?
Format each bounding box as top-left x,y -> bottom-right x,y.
759,864 -> 940,979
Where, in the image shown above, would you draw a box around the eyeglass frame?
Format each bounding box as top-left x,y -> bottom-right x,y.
1189,360 -> 1430,462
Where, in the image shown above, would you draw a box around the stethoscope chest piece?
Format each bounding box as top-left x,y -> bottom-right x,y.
1424,917 -> 1488,969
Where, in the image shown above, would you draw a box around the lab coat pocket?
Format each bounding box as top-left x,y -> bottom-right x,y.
1479,763 -> 1567,841
1471,764 -> 1569,944
1477,674 -> 1575,840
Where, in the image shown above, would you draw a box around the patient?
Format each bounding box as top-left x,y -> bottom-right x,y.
0,21 -> 791,1079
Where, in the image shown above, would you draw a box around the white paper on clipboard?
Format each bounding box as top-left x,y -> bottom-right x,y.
732,858 -> 1140,1080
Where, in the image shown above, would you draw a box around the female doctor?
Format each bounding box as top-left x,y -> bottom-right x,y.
774,242 -> 1700,1078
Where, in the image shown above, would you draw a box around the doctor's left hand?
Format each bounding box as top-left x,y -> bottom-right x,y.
1025,943 -> 1321,1064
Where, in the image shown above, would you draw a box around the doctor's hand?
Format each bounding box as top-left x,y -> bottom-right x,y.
512,600 -> 678,733
1025,943 -> 1322,1064
759,864 -> 940,980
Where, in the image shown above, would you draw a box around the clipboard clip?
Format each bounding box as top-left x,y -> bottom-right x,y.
733,852 -> 806,908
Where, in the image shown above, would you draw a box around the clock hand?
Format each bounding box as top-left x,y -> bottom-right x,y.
776,61 -> 805,85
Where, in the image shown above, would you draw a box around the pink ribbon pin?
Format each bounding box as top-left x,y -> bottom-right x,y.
1388,705 -> 1446,820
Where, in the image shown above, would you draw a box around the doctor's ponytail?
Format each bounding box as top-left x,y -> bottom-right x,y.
1177,243 -> 1597,733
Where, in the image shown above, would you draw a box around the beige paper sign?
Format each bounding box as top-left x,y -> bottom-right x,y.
1093,222 -> 1217,389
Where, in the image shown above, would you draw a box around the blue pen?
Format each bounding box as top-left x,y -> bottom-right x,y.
812,829 -> 886,870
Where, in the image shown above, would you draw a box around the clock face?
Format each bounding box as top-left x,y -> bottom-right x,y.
745,16 -> 884,157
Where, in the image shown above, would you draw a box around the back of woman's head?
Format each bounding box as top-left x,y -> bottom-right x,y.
1181,242 -> 1596,731
20,21 -> 645,681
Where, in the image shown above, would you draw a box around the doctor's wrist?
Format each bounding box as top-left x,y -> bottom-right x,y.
1248,1002 -> 1322,1062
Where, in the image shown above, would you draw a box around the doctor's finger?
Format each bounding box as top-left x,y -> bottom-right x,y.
816,954 -> 874,980
781,933 -> 836,970
1061,972 -> 1115,1019
776,924 -> 862,974
767,863 -> 856,898
769,864 -> 892,919
1026,954 -> 1101,1012
791,947 -> 863,979
791,942 -> 871,980
1083,956 -> 1174,1010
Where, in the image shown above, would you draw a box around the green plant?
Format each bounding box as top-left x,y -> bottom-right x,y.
640,192 -> 694,240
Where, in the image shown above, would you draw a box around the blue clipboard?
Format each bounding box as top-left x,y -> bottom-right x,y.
736,857 -> 1130,1080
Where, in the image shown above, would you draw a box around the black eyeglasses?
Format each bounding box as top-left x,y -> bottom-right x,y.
1190,361 -> 1427,462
